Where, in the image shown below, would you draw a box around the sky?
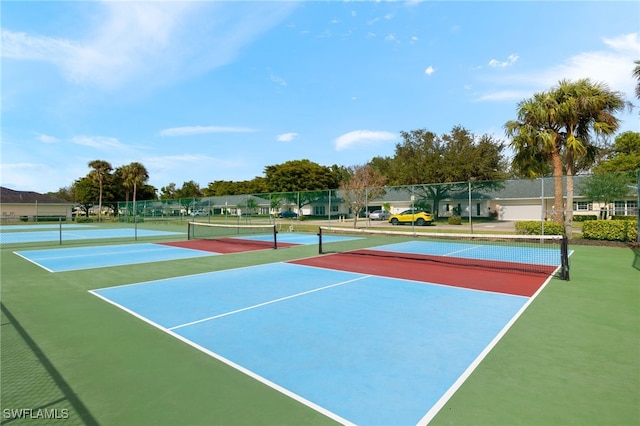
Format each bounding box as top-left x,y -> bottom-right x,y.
2,0 -> 639,194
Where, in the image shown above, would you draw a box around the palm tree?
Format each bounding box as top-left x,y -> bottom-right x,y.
506,91 -> 565,223
506,79 -> 627,232
121,162 -> 149,219
88,160 -> 112,222
633,60 -> 640,100
551,79 -> 626,231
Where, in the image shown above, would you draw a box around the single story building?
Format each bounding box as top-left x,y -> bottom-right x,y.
0,187 -> 74,223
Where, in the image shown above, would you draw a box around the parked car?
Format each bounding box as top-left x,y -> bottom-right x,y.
389,209 -> 433,226
369,210 -> 391,220
278,211 -> 298,218
191,210 -> 208,217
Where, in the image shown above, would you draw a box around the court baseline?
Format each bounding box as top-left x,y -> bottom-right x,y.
90,261 -> 537,425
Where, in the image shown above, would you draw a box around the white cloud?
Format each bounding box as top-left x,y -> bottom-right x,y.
269,69 -> 287,87
277,132 -> 298,142
478,33 -> 639,102
70,136 -> 127,150
424,66 -> 435,76
1,2 -> 296,90
488,54 -> 519,68
334,130 -> 397,151
159,126 -> 256,137
37,134 -> 60,144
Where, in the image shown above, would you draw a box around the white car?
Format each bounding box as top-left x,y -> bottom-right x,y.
369,210 -> 391,220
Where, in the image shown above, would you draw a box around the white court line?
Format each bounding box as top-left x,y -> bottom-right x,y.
416,270 -> 557,425
88,288 -> 356,426
12,251 -> 55,273
169,274 -> 371,331
443,244 -> 483,257
26,245 -> 181,262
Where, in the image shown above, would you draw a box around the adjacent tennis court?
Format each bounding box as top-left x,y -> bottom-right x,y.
0,227 -> 183,244
14,243 -> 218,273
13,232 -> 360,272
90,233 -> 562,425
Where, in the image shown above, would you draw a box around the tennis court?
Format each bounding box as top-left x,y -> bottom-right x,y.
4,221 -> 638,426
0,227 -> 183,244
90,234 -> 562,425
13,232 -> 359,272
14,243 -> 218,273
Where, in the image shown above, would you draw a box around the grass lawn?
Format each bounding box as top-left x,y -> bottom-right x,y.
1,223 -> 638,425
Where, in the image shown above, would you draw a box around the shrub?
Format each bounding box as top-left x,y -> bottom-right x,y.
74,216 -> 94,223
515,221 -> 564,235
582,220 -> 638,242
447,216 -> 462,225
612,215 -> 637,221
573,215 -> 597,222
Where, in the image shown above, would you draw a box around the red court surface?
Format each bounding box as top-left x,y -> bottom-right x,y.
160,238 -> 298,254
290,250 -> 557,297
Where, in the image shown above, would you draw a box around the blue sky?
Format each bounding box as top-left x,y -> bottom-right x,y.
2,1 -> 639,194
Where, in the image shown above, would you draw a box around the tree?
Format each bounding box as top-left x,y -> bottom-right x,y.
593,131 -> 640,174
175,181 -> 203,198
88,160 -> 113,222
580,173 -> 633,219
264,160 -> 344,214
339,164 -> 386,228
388,126 -> 508,217
160,183 -> 177,199
506,79 -> 627,232
72,176 -> 98,218
121,162 -> 149,217
634,60 -> 640,100
264,159 -> 342,192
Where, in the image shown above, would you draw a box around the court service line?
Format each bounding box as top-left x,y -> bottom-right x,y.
169,274 -> 372,331
29,245 -> 186,261
444,244 -> 482,257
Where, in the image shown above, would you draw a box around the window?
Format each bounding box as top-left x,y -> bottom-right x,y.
331,205 -> 339,213
614,201 -> 626,216
314,206 -> 326,216
573,201 -> 592,211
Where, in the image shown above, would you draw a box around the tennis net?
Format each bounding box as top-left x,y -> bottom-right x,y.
318,226 -> 570,280
188,222 -> 279,249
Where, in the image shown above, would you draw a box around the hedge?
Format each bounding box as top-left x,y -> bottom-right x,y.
582,220 -> 638,242
573,215 -> 597,222
515,221 -> 564,235
447,216 -> 462,225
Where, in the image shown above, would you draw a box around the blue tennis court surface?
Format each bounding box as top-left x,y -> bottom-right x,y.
0,228 -> 183,244
369,240 -> 566,266
91,262 -> 533,425
0,224 -> 96,231
245,233 -> 360,245
14,243 -> 216,272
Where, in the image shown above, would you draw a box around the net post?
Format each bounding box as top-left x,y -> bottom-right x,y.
318,227 -> 323,254
187,222 -> 192,240
273,225 -> 278,250
560,234 -> 570,280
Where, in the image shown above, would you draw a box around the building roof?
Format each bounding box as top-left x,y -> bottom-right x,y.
0,187 -> 71,204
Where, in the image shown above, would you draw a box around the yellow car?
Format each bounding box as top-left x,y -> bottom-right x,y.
389,209 -> 434,226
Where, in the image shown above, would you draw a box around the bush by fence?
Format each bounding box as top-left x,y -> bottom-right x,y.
447,216 -> 462,225
515,221 -> 565,235
573,215 -> 598,222
582,220 -> 638,242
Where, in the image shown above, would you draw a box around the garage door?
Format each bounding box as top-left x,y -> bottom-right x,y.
497,203 -> 541,221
